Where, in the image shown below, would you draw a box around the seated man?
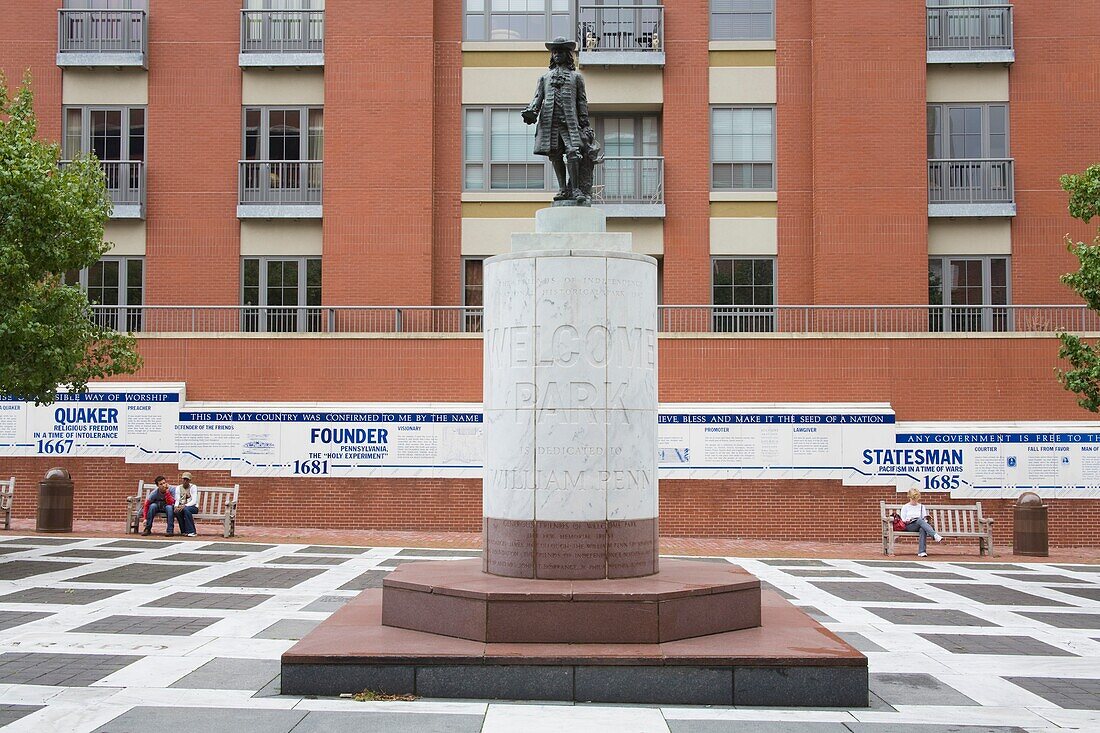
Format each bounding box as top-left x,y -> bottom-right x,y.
141,475 -> 177,536
173,472 -> 200,537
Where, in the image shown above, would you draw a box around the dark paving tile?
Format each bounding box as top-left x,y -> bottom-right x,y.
836,632 -> 886,653
93,706 -> 307,733
0,610 -> 52,631
203,567 -> 324,589
301,595 -> 353,613
338,570 -> 389,591
295,545 -> 368,555
0,586 -> 125,605
0,704 -> 44,727
869,672 -> 978,706
71,614 -> 220,636
142,591 -> 272,610
0,560 -> 84,580
781,568 -> 864,578
70,562 -> 206,585
0,537 -> 81,546
661,556 -> 732,564
0,652 -> 138,686
995,573 -> 1091,584
758,559 -> 830,567
919,633 -> 1077,656
930,583 -> 1070,607
759,581 -> 795,600
1005,676 -> 1100,709
953,563 -> 1031,571
253,619 -> 321,640
395,548 -> 481,557
170,658 -> 280,691
1050,587 -> 1100,602
887,570 -> 971,580
0,547 -> 23,556
291,710 -> 485,733
811,581 -> 933,604
1054,564 -> 1100,573
794,605 -> 837,624
161,552 -> 243,563
855,561 -> 928,569
46,548 -> 136,559
865,607 -> 998,627
102,540 -> 179,549
252,674 -> 281,698
197,543 -> 274,553
264,555 -> 348,566
1016,611 -> 1100,630
844,725 -> 1029,733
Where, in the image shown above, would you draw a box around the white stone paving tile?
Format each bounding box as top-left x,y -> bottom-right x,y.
661,708 -> 858,722
934,673 -> 1060,708
181,635 -> 294,659
0,701 -> 133,733
0,631 -> 213,656
102,686 -> 301,709
0,683 -> 67,704
295,698 -> 489,715
90,654 -> 211,688
1031,707 -> 1100,730
851,705 -> 1058,727
482,704 -> 670,733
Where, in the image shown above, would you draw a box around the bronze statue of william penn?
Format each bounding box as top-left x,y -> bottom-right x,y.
522,36 -> 600,206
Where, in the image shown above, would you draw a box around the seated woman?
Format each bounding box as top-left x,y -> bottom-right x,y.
898,488 -> 943,557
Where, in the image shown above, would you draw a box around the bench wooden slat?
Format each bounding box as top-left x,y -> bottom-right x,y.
1,477 -> 13,530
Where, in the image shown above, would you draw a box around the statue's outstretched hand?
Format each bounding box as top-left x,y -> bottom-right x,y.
521,110 -> 537,124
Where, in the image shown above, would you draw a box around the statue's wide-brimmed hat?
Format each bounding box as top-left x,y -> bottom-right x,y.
545,36 -> 577,51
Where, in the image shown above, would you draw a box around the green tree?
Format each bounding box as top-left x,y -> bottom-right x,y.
0,74 -> 141,404
1057,164 -> 1100,411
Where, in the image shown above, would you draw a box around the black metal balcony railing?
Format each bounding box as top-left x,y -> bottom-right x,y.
240,9 -> 324,55
86,305 -> 1100,336
238,161 -> 322,206
578,4 -> 663,52
58,8 -> 146,56
927,4 -> 1013,51
59,160 -> 145,212
593,156 -> 664,205
928,159 -> 1014,205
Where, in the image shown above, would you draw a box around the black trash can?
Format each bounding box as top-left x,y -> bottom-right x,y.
1013,491 -> 1048,557
37,468 -> 74,533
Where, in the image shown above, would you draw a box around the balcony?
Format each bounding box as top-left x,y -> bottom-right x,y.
928,159 -> 1015,217
592,156 -> 664,217
577,4 -> 664,66
238,161 -> 322,218
240,9 -> 324,67
926,4 -> 1014,64
57,9 -> 147,67
61,160 -> 145,219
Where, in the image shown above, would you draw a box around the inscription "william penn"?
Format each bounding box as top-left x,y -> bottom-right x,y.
486,325 -> 656,369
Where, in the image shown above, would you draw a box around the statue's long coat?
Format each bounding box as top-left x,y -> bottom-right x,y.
523,68 -> 590,156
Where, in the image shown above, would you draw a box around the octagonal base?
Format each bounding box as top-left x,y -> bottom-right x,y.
380,558 -> 761,644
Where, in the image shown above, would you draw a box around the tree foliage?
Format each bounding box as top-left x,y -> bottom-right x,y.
0,74 -> 141,404
1057,165 -> 1100,412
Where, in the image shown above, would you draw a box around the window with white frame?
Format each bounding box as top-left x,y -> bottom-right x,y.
928,256 -> 1010,332
464,107 -> 550,191
464,0 -> 570,42
241,257 -> 322,332
711,106 -> 775,191
64,257 -> 144,332
711,0 -> 774,41
711,257 -> 775,333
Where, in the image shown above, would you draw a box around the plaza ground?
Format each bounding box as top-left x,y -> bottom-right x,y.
0,528 -> 1096,732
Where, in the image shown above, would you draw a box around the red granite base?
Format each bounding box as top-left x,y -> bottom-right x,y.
381,558 -> 760,643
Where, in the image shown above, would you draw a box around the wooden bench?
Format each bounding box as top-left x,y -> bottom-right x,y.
881,500 -> 995,556
126,480 -> 240,537
1,477 -> 13,530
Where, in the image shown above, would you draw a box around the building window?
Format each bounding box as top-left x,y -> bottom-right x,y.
464,0 -> 570,42
711,106 -> 775,191
927,103 -> 1008,160
241,106 -> 323,204
241,257 -> 322,333
593,115 -> 661,203
62,106 -> 145,205
711,0 -> 775,41
928,256 -> 1010,332
463,258 -> 484,332
464,107 -> 550,191
712,257 -> 775,332
64,257 -> 144,332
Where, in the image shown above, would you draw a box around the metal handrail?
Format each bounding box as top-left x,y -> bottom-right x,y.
578,4 -> 663,52
58,8 -> 146,55
593,156 -> 664,205
238,160 -> 322,205
927,4 -> 1013,51
240,9 -> 324,54
59,160 -> 145,208
85,305 -> 1100,336
928,158 -> 1014,205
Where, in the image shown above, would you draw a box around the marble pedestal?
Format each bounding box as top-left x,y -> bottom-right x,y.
482,207 -> 659,579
